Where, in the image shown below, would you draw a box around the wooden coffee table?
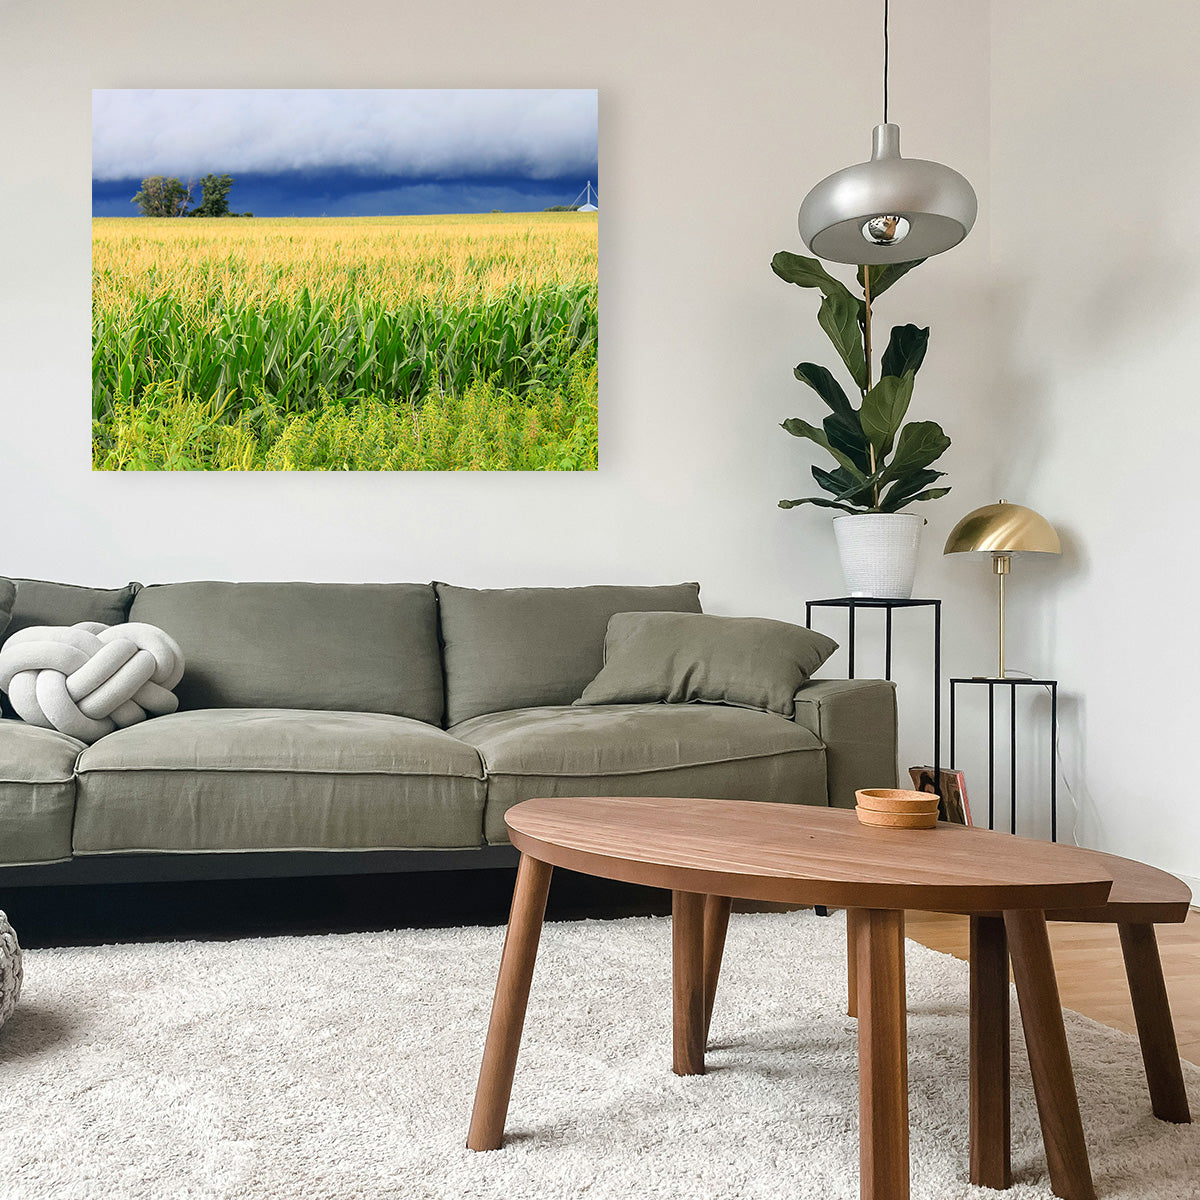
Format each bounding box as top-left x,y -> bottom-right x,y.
466,797 -> 1114,1200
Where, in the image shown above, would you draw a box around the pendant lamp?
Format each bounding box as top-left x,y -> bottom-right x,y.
797,0 -> 978,264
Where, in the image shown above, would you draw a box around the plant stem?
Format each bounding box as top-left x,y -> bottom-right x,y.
863,265 -> 879,508
863,267 -> 873,394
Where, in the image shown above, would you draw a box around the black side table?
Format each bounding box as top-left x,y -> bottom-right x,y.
949,677 -> 1059,841
805,597 -> 942,795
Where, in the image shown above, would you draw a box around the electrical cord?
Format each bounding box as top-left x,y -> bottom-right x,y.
883,0 -> 890,123
1000,667 -> 1081,847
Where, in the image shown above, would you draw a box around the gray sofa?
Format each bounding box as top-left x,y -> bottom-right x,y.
0,578 -> 897,886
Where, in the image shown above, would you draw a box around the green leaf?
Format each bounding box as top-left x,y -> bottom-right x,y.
878,468 -> 945,512
772,252 -> 856,305
860,371 -> 914,459
813,465 -> 876,505
779,496 -> 862,513
902,487 -> 951,505
877,420 -> 951,486
817,291 -> 868,392
781,417 -> 868,480
857,259 -> 925,299
880,324 -> 929,380
794,362 -> 854,418
823,411 -> 871,473
811,465 -> 847,496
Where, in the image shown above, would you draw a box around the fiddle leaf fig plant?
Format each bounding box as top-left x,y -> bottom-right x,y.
772,250 -> 951,514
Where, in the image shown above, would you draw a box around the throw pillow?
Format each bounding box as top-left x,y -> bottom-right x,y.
575,612 -> 838,719
0,621 -> 185,744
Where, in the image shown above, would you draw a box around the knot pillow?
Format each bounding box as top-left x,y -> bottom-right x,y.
0,621 -> 185,744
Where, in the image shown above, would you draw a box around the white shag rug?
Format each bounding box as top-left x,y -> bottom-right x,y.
0,909 -> 1197,1200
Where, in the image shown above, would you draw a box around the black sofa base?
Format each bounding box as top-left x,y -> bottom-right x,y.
0,845 -> 521,888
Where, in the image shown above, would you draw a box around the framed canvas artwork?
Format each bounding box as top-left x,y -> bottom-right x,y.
91,89 -> 599,471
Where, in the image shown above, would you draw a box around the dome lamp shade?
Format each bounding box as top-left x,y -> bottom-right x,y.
943,501 -> 1062,558
798,124 -> 977,265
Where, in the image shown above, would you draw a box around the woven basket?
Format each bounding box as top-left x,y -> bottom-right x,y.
0,910 -> 22,1030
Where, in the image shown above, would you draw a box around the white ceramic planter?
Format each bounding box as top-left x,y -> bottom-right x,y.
833,513 -> 923,599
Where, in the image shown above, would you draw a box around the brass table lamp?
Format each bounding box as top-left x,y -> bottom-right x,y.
943,500 -> 1061,677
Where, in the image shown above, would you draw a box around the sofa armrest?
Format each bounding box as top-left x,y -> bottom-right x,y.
792,678 -> 898,809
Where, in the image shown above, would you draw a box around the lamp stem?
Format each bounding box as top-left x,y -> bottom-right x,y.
998,569 -> 1005,677
994,553 -> 1011,677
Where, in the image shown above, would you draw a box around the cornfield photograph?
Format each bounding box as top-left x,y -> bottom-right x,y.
91,89 -> 599,471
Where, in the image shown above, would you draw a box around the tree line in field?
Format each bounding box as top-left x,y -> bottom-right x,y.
131,176 -> 586,219
131,174 -> 252,218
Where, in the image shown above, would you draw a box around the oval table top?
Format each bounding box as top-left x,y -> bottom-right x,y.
1041,845 -> 1192,924
506,796 -> 1116,913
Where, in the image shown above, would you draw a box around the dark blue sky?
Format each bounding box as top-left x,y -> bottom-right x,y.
92,168 -> 599,218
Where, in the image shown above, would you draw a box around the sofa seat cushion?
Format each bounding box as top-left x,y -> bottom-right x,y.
451,704 -> 827,844
0,721 -> 84,865
73,709 -> 486,853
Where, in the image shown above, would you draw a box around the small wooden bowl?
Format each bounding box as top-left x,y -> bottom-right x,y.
855,788 -> 940,813
855,788 -> 940,829
855,807 -> 939,830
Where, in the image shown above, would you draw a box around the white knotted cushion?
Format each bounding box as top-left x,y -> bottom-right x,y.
0,621 -> 185,744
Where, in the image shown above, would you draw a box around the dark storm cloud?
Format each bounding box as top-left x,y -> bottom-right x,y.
92,89 -> 598,183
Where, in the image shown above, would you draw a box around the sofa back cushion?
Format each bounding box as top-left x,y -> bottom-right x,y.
0,579 -> 14,638
130,581 -> 443,723
2,578 -> 141,641
437,582 -> 702,727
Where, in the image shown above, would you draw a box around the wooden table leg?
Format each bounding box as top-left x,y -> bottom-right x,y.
970,914 -> 1012,1189
856,908 -> 909,1200
1005,910 -> 1096,1200
467,853 -> 554,1151
673,890 -> 707,1075
847,907 -> 864,1018
702,894 -> 733,1043
1118,923 -> 1192,1123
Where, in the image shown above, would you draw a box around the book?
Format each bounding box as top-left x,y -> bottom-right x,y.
908,766 -> 973,826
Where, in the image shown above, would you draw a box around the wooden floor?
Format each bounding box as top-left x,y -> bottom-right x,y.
905,907 -> 1200,1068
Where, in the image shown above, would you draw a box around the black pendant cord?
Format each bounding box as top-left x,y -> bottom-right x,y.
883,0 -> 890,124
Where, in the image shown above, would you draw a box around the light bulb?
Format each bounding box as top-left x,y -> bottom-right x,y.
862,214 -> 910,245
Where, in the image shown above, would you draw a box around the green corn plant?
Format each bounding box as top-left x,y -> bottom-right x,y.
771,252 -> 951,514
92,285 -> 596,422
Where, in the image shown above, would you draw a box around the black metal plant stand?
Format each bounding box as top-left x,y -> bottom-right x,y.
948,677 -> 1059,841
805,597 -> 942,794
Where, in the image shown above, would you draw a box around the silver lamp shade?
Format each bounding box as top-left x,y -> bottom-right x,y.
798,124 -> 978,265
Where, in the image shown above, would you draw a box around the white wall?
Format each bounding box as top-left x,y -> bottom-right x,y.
990,0 -> 1200,889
